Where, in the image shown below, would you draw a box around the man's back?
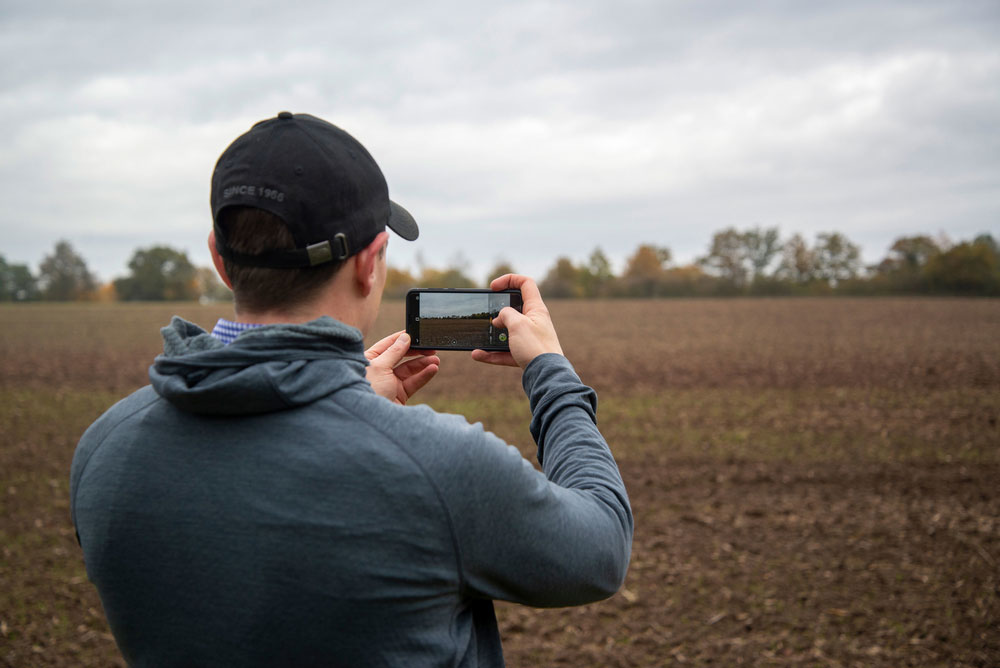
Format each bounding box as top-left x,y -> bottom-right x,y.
71,317 -> 632,666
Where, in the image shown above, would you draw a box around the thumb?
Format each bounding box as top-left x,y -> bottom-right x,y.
492,306 -> 524,330
376,332 -> 411,367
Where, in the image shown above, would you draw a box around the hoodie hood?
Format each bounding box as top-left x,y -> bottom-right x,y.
150,316 -> 370,416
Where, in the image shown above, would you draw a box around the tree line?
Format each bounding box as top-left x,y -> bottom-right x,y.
0,242 -> 230,302
386,228 -> 1000,298
2,227 -> 998,302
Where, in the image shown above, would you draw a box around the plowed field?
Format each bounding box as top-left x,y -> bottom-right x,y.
2,298 -> 998,666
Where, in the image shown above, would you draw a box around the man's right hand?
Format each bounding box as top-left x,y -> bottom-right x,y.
471,274 -> 564,369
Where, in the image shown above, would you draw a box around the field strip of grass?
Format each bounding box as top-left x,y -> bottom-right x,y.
423,387 -> 1000,464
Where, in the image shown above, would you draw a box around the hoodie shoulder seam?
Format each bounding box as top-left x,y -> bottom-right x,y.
334,393 -> 469,594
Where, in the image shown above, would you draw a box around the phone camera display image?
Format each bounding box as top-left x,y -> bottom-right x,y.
406,289 -> 522,351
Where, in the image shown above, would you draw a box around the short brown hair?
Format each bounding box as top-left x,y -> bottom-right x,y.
217,207 -> 344,313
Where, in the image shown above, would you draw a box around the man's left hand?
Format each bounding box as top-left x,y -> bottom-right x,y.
365,331 -> 440,405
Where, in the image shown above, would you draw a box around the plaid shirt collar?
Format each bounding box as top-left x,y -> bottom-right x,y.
210,318 -> 264,345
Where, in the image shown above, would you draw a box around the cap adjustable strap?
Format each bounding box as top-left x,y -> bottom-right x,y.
216,231 -> 350,268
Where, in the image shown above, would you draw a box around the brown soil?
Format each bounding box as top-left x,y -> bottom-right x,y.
1,299 -> 997,666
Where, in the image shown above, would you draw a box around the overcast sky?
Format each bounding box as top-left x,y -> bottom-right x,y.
2,0 -> 998,284
419,291 -> 510,319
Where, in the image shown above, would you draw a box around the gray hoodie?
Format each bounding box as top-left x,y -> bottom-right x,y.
70,316 -> 632,667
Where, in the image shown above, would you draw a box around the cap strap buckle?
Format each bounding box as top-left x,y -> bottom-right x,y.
306,241 -> 333,266
306,233 -> 349,266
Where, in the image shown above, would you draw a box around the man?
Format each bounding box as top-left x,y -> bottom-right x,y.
71,112 -> 632,667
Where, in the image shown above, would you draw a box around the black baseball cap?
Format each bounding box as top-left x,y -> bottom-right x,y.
211,111 -> 418,268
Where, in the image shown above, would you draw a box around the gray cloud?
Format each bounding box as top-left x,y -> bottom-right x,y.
1,0 -> 997,283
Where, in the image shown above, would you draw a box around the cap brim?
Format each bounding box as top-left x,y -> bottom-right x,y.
388,201 -> 419,241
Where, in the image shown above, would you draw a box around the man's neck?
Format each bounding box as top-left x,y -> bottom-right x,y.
233,295 -> 369,333
230,261 -> 374,334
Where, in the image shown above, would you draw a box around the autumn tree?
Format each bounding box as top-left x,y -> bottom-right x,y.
195,267 -> 233,302
384,266 -> 417,299
94,282 -> 118,302
38,240 -> 97,301
114,246 -> 198,301
660,264 -> 715,296
413,252 -> 475,289
924,234 -> 1000,295
485,260 -> 516,286
621,244 -> 671,297
417,266 -> 475,289
541,257 -> 584,298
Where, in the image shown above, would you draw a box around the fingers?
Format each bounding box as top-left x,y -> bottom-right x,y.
381,332 -> 414,368
367,331 -> 434,369
492,305 -> 526,330
400,360 -> 440,400
470,349 -> 518,367
489,273 -> 545,312
393,354 -> 441,380
365,330 -> 405,361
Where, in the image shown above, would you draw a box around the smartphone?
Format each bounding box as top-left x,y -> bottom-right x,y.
405,288 -> 523,351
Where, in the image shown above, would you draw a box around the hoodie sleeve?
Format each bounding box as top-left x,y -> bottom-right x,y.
429,354 -> 633,607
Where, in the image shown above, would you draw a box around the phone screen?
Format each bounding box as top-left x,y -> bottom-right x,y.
409,290 -> 517,350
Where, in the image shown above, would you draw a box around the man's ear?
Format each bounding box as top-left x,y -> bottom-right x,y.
353,231 -> 390,297
208,230 -> 234,289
